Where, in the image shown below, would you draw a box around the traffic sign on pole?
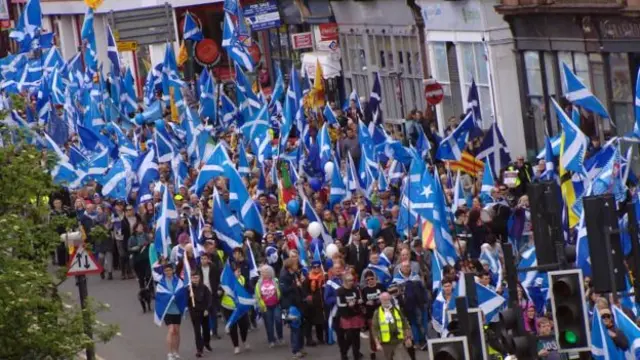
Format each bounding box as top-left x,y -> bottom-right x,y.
66,244 -> 103,277
424,78 -> 444,106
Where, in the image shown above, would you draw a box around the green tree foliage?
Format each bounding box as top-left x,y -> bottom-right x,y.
0,143 -> 118,359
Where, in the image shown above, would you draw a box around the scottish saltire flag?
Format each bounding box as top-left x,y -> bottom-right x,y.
431,290 -> 449,336
36,76 -> 51,125
431,168 -> 459,265
240,103 -> 270,140
323,104 -> 338,126
9,0 -> 42,47
476,122 -> 512,176
346,151 -> 363,195
220,93 -> 238,127
43,132 -> 69,162
591,306 -> 624,359
183,12 -> 203,41
318,123 -> 332,164
450,278 -> 506,323
154,275 -> 187,326
480,158 -> 494,200
368,72 -> 382,126
378,164 -> 389,192
222,12 -> 254,71
541,136 -> 558,181
84,147 -> 109,183
154,185 -> 178,257
42,47 -> 64,74
154,120 -> 175,163
591,143 -> 626,203
51,68 -> 66,105
553,98 -> 588,176
518,246 -> 539,287
101,158 -> 130,201
198,69 -> 216,122
436,112 -> 474,161
466,79 -> 482,127
68,147 -> 88,167
270,67 -> 284,107
237,145 -> 250,178
212,188 -> 243,254
416,126 -> 431,159
451,170 -> 466,214
121,68 -> 137,115
220,261 -> 256,331
388,160 -> 404,186
136,148 -> 159,203
537,134 -> 562,160
562,62 -> 610,120
195,143 -> 232,195
613,305 -> 640,358
106,25 -> 121,76
480,247 -> 503,289
329,156 -> 347,207
575,214 -> 592,276
227,165 -> 266,236
81,8 -> 97,73
431,252 -> 442,292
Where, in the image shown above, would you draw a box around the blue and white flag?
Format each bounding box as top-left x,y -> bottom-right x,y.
612,305 -> 640,359
154,275 -> 187,326
270,67 -> 284,107
212,188 -> 243,255
195,143 -> 232,195
431,291 -> 449,336
368,72 -> 382,126
81,8 -> 97,73
476,122 -> 512,176
480,158 -> 495,198
101,158 -> 130,201
329,156 -> 347,208
591,306 -> 624,359
466,79 -> 482,128
222,12 -> 254,72
436,112 -> 474,161
183,12 -> 203,41
562,62 -> 610,120
121,68 -> 138,115
220,261 -> 256,331
541,136 -> 557,181
154,120 -> 175,163
552,97 -> 588,176
450,279 -> 506,323
198,69 -> 216,122
136,148 -> 159,203
237,144 -> 250,178
106,25 -> 121,76
228,165 -> 266,236
154,185 -> 178,257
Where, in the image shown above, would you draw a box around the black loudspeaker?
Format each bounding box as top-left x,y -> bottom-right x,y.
527,182 -> 559,266
583,194 -> 626,293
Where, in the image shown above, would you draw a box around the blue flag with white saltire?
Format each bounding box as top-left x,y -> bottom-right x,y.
552,97 -> 588,176
183,12 -> 203,41
198,69 -> 216,122
541,136 -> 557,181
431,290 -> 449,336
329,156 -> 347,208
450,278 -> 506,324
222,12 -> 254,72
237,144 -> 250,178
195,143 -> 232,196
101,158 -> 130,201
591,305 -> 624,359
106,25 -> 121,76
154,120 -> 175,163
154,185 -> 178,257
212,188 -> 243,255
84,146 -> 110,184
368,72 -> 382,126
136,148 -> 159,203
154,275 -> 187,326
270,66 -> 284,107
476,122 -> 512,177
318,123 -> 332,165
436,112 -> 474,161
227,165 -> 266,236
81,8 -> 97,73
480,158 -> 494,204
613,305 -> 640,358
220,261 -> 256,331
562,62 -> 610,120
121,68 -> 138,115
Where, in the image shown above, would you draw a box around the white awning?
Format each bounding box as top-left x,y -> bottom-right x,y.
301,51 -> 342,79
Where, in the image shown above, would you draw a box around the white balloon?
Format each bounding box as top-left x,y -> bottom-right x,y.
326,243 -> 339,259
324,161 -> 334,180
308,221 -> 323,238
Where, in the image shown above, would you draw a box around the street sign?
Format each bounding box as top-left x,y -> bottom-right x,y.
424,78 -> 444,106
66,244 -> 103,277
116,41 -> 137,52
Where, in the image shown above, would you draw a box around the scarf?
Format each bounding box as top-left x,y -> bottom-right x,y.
308,269 -> 325,293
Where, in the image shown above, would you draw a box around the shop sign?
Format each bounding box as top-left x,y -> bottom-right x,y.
243,0 -> 281,31
117,41 -> 138,52
291,32 -> 313,50
599,18 -> 640,40
319,23 -> 338,41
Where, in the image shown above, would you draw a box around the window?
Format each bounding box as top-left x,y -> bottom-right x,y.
431,42 -> 456,124
459,42 -> 492,128
610,53 -> 633,137
558,52 -> 591,93
523,51 -> 547,154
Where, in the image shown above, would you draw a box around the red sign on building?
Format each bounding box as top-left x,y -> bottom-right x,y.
319,23 -> 338,41
291,32 -> 313,50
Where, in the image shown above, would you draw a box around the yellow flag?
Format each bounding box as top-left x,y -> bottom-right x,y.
177,41 -> 188,67
309,59 -> 325,108
559,132 -> 579,227
84,0 -> 103,9
169,87 -> 179,122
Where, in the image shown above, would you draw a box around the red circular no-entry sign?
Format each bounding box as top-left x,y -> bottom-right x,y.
424,78 -> 444,106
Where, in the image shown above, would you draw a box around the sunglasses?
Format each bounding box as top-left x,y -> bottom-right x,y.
601,314 -> 612,319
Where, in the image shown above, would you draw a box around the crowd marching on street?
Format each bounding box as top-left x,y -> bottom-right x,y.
3,0 -> 640,359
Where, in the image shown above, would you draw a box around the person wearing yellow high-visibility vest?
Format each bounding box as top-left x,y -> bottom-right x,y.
372,292 -> 412,360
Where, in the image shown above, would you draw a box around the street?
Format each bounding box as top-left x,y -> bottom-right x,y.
61,275 -> 414,360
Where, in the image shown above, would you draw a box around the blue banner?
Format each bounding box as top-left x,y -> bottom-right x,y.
243,0 -> 281,31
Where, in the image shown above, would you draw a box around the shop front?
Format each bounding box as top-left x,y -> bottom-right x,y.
500,13 -> 640,159
418,0 -> 526,156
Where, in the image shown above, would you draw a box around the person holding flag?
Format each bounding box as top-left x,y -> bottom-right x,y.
220,262 -> 252,354
155,263 -> 188,360
187,272 -> 212,358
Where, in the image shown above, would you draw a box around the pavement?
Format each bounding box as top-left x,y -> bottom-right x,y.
60,273 -> 415,360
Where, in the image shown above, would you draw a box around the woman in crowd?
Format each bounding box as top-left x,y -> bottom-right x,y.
255,264 -> 284,347
221,263 -> 251,354
156,264 -> 188,360
336,272 -> 365,360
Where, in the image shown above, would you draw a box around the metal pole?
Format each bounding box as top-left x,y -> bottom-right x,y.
76,275 -> 95,360
627,202 -> 640,308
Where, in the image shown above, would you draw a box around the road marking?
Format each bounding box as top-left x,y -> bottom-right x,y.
76,352 -> 105,360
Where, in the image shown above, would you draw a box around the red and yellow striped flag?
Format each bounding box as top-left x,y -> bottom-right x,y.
447,151 -> 484,177
421,220 -> 436,250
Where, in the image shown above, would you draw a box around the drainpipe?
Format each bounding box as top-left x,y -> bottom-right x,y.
407,0 -> 429,78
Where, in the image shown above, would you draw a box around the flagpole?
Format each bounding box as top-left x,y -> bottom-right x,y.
482,40 -> 499,131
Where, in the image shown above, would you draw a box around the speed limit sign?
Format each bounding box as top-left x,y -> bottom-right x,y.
424,78 -> 444,106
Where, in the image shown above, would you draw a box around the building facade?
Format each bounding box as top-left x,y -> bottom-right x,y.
496,0 -> 640,159
417,0 -> 526,157
329,0 -> 428,129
